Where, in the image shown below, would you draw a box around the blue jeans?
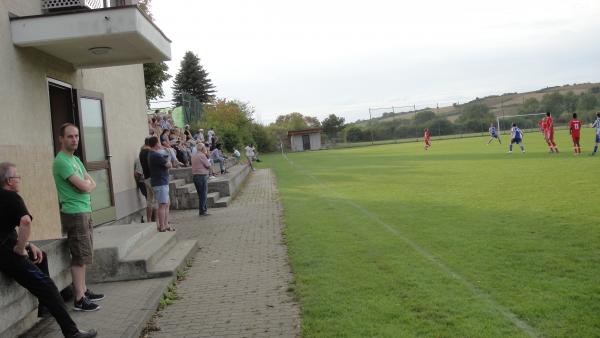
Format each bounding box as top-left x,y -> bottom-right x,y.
193,174 -> 208,214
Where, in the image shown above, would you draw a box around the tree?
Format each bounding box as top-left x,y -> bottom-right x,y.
321,114 -> 345,139
541,92 -> 564,113
274,112 -> 314,130
577,92 -> 598,111
199,99 -> 252,152
143,62 -> 171,105
520,98 -> 541,114
458,103 -> 492,121
138,0 -> 171,107
415,110 -> 436,125
172,51 -> 216,106
344,125 -> 363,142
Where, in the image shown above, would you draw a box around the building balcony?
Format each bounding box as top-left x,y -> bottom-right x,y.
10,5 -> 171,68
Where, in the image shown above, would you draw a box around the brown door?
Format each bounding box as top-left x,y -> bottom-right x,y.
48,82 -> 78,155
74,90 -> 116,225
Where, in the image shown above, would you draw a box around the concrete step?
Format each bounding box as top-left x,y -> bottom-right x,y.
93,223 -> 157,260
169,178 -> 186,189
147,240 -> 197,277
122,231 -> 178,271
207,191 -> 220,206
213,196 -> 230,208
176,182 -> 196,195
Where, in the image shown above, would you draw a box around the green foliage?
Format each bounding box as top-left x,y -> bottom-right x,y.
172,51 -> 216,106
275,112 -> 317,130
415,110 -> 436,125
577,93 -> 598,111
200,99 -> 253,152
321,114 -> 345,139
457,103 -> 492,122
541,91 -> 564,113
251,123 -> 277,152
519,98 -> 541,114
344,125 -> 363,142
143,62 -> 171,105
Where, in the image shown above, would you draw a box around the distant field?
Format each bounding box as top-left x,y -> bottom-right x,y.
262,129 -> 600,337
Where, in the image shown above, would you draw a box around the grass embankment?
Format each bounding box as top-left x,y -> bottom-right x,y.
262,130 -> 600,337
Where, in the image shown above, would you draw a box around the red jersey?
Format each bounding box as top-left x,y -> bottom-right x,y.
424,130 -> 430,140
546,116 -> 554,131
538,117 -> 547,131
569,119 -> 582,137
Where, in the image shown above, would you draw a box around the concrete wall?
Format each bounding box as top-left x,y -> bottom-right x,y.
0,0 -> 146,239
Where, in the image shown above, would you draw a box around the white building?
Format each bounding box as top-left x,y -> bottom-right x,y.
288,128 -> 322,152
1,0 -> 171,238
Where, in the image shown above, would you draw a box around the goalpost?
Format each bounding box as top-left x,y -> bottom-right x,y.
496,113 -> 546,140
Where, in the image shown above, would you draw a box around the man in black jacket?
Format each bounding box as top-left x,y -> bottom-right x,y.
0,162 -> 97,338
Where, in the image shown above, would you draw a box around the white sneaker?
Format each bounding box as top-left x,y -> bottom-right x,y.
507,150 -> 512,153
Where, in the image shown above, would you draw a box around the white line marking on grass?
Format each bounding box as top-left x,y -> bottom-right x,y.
281,153 -> 538,338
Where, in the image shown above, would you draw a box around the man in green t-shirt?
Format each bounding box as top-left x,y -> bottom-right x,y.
53,123 -> 104,312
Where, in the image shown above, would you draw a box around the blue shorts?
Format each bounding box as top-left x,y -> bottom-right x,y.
596,135 -> 600,143
152,185 -> 170,204
511,138 -> 522,144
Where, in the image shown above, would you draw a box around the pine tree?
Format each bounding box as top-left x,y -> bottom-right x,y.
172,51 -> 216,106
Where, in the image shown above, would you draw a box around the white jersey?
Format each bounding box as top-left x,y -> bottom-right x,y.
593,118 -> 600,136
511,127 -> 523,139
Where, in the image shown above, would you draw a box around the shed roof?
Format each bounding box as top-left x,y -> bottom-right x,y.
287,128 -> 322,137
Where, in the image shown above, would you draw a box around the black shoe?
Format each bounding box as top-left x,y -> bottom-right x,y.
67,329 -> 98,338
200,212 -> 210,216
74,297 -> 100,312
85,289 -> 105,301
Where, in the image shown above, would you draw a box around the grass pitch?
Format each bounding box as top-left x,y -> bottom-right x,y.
261,129 -> 600,338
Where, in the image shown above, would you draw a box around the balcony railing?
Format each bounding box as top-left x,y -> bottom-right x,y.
41,0 -> 138,12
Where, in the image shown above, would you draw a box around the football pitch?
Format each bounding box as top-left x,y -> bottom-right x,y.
261,129 -> 600,338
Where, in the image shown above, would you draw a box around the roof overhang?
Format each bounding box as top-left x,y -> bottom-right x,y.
10,6 -> 171,68
288,128 -> 322,137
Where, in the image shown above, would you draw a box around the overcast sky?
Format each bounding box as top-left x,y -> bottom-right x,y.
150,0 -> 600,124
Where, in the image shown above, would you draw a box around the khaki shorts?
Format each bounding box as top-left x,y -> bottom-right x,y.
61,212 -> 93,266
144,178 -> 157,208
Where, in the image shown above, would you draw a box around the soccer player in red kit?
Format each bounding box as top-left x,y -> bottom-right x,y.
544,111 -> 559,153
424,128 -> 431,150
569,112 -> 582,154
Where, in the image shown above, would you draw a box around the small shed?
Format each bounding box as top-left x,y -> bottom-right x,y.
288,128 -> 322,152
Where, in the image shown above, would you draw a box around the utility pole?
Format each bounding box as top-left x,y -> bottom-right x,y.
368,108 -> 374,145
414,104 -> 418,141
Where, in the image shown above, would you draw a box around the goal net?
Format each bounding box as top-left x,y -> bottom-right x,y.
496,113 -> 546,138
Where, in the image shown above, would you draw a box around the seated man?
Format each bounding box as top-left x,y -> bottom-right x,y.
210,144 -> 227,175
0,162 -> 97,338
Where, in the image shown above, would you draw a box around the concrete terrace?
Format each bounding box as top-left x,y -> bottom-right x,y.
21,169 -> 300,338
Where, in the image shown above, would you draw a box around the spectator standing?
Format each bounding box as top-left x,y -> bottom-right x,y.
191,143 -> 211,216
233,148 -> 241,164
139,138 -> 157,224
52,123 -> 104,312
147,136 -> 173,232
245,143 -> 256,171
0,162 -> 98,338
207,127 -> 215,144
133,149 -> 147,201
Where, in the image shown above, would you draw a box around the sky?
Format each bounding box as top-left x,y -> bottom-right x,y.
149,0 -> 600,124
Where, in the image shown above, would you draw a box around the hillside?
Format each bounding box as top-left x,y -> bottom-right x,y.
355,82 -> 600,126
